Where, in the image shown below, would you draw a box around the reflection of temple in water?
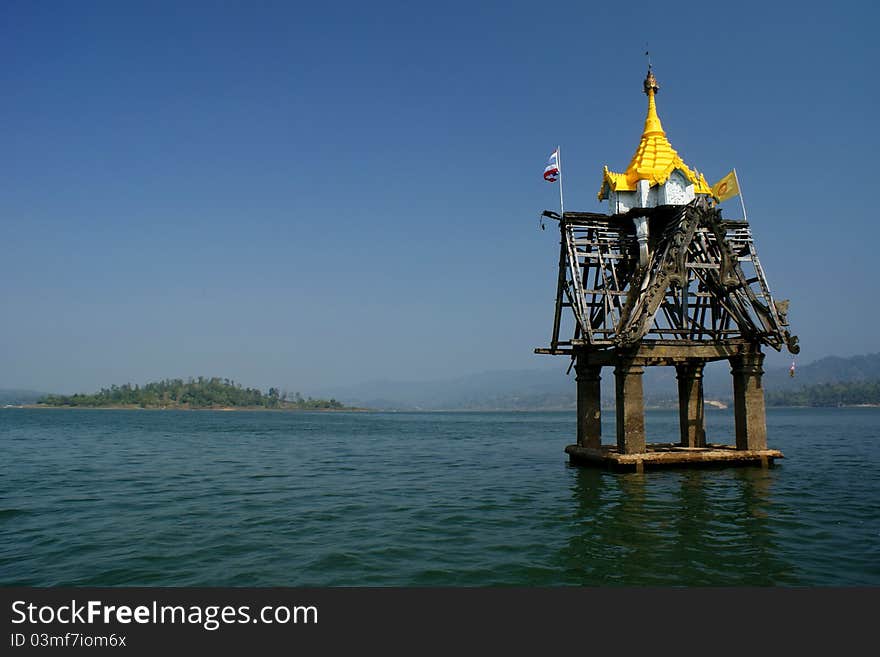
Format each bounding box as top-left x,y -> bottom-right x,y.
558,467 -> 795,585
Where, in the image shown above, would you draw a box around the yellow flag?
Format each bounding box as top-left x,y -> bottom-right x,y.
712,170 -> 739,202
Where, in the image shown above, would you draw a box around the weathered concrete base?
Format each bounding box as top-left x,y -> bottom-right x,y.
565,443 -> 783,472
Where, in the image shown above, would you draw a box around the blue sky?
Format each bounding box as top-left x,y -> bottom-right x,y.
1,0 -> 876,393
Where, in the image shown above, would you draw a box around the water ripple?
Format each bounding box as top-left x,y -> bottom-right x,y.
0,407 -> 878,585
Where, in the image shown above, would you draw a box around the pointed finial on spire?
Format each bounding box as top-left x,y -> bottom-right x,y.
644,68 -> 659,96
641,67 -> 664,136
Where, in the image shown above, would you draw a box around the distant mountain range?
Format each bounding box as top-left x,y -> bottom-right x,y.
5,353 -> 879,412
317,353 -> 880,411
0,389 -> 47,406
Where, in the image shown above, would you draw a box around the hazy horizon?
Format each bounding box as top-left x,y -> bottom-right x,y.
3,2 -> 875,395
3,349 -> 870,398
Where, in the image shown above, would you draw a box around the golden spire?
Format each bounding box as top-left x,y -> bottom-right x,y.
642,69 -> 664,137
598,69 -> 713,200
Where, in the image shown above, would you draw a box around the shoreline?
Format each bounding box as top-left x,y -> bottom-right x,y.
7,404 -> 880,413
13,404 -> 370,412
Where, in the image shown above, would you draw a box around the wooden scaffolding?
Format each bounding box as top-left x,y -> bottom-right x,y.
536,198 -> 800,470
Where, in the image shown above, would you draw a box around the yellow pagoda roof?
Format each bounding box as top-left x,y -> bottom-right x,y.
598,71 -> 713,200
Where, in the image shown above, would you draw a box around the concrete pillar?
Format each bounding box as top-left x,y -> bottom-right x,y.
575,359 -> 602,448
676,361 -> 706,448
615,361 -> 646,454
730,351 -> 767,451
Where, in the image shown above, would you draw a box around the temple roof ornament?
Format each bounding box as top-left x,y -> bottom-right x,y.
598,70 -> 713,201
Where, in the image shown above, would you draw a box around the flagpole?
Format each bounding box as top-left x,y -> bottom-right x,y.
734,168 -> 748,222
557,145 -> 565,220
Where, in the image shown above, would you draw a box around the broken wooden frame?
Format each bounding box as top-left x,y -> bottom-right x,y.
538,199 -> 798,354
536,199 -> 799,468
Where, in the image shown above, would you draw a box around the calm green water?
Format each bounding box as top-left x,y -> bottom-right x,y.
1,408 -> 878,586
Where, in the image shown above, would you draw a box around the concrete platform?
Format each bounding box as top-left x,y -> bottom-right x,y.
565,442 -> 783,472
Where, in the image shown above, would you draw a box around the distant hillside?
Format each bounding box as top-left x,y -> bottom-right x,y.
324,353 -> 880,411
765,353 -> 880,386
317,368 -> 574,411
0,389 -> 47,406
767,380 -> 880,407
14,353 -> 880,412
321,365 -> 684,410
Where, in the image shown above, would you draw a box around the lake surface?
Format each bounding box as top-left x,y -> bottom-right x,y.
1,407 -> 878,586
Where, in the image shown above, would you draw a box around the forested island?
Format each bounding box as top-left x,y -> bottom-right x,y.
38,377 -> 351,410
766,380 -> 880,407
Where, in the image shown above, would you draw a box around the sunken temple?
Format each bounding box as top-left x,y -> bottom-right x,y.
536,68 -> 799,471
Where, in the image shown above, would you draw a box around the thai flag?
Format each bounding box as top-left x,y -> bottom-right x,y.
543,149 -> 559,182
